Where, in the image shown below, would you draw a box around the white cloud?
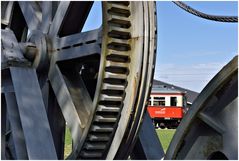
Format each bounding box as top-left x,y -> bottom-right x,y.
192,62 -> 226,69
154,61 -> 228,92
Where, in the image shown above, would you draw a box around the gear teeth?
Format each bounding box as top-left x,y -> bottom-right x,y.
108,50 -> 130,56
102,83 -> 125,91
88,134 -> 111,141
83,143 -> 107,150
108,1 -> 130,6
104,72 -> 128,80
79,2 -> 132,159
94,115 -> 117,123
108,7 -> 131,18
107,3 -> 130,10
105,66 -> 129,75
90,125 -> 114,132
99,94 -> 123,102
108,30 -> 131,40
106,61 -> 129,68
101,89 -> 124,96
108,17 -> 131,29
96,105 -> 121,113
80,151 -> 103,158
107,41 -> 131,51
98,100 -> 122,107
106,54 -> 130,63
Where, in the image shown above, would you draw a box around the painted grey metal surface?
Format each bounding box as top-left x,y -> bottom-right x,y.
131,111 -> 164,159
49,64 -> 93,159
1,1 -> 14,27
1,29 -> 30,68
5,92 -> 28,159
165,56 -> 238,160
10,67 -> 57,159
18,2 -> 41,31
1,95 -> 7,160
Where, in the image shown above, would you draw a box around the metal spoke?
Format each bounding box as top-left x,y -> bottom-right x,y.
1,94 -> 7,159
8,2 -> 28,42
48,64 -> 94,158
10,67 -> 57,159
49,1 -> 93,37
48,1 -> 70,37
198,112 -> 225,134
42,82 -> 66,159
52,29 -> 101,50
5,92 -> 28,159
1,1 -> 14,27
18,2 -> 41,31
51,42 -> 101,64
40,1 -> 52,33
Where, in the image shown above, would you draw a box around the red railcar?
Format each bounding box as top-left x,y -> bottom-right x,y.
147,86 -> 186,129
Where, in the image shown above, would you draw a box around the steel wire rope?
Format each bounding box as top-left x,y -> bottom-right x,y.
173,1 -> 238,23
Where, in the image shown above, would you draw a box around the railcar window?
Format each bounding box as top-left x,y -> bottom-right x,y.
153,97 -> 165,106
148,97 -> 152,106
170,97 -> 177,106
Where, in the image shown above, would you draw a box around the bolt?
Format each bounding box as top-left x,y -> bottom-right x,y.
19,42 -> 38,61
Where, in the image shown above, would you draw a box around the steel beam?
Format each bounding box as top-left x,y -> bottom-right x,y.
49,64 -> 94,158
18,2 -> 41,31
10,67 -> 57,159
52,29 -> 100,50
51,43 -> 101,63
46,83 -> 66,159
130,111 -> 164,160
1,94 -> 7,159
1,1 -> 14,27
5,92 -> 28,159
49,1 -> 93,37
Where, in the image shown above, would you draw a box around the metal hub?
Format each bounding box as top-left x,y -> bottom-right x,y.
23,30 -> 49,71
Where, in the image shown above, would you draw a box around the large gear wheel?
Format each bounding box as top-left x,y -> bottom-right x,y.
1,1 -> 157,159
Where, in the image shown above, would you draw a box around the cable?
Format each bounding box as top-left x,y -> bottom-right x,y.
173,1 -> 238,23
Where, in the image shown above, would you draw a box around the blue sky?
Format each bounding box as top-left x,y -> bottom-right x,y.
82,1 -> 238,92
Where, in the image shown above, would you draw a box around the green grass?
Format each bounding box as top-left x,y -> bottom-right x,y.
156,129 -> 176,153
64,127 -> 72,159
64,128 -> 176,157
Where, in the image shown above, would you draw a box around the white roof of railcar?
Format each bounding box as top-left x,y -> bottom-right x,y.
151,85 -> 185,94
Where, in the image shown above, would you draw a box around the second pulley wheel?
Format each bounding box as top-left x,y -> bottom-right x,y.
165,56 -> 238,160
